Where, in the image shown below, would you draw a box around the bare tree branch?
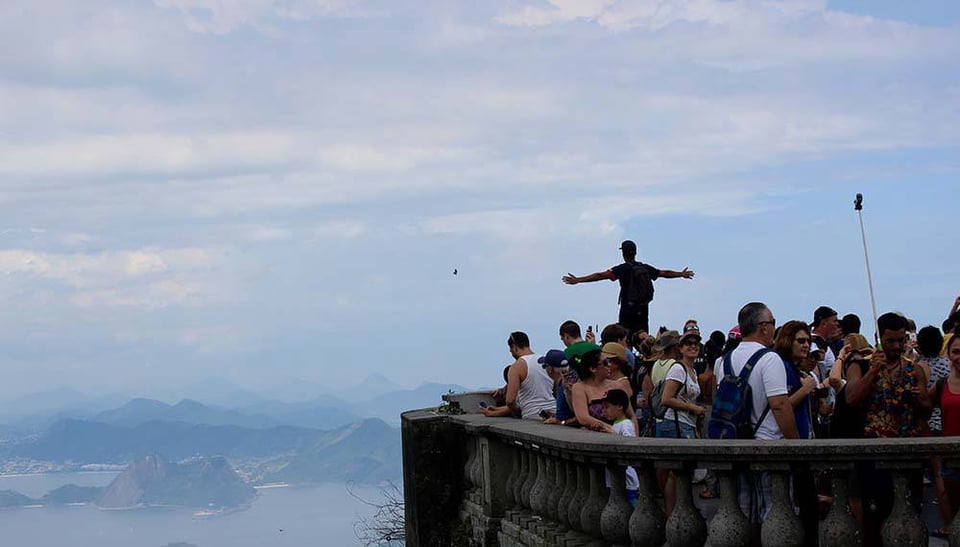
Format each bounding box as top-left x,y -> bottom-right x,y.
347,481 -> 405,547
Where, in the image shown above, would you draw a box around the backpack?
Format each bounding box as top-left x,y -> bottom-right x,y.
620,262 -> 655,306
708,348 -> 773,439
649,362 -> 687,420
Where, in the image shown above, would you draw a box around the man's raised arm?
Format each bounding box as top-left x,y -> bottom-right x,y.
562,271 -> 614,285
658,268 -> 695,280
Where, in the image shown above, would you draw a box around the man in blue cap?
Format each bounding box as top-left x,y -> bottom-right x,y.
562,240 -> 694,335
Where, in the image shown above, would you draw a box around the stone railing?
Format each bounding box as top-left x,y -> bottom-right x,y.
401,405 -> 960,547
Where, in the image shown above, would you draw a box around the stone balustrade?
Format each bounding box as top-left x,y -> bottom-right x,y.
402,407 -> 960,547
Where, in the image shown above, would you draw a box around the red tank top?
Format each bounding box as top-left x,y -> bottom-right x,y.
940,382 -> 960,437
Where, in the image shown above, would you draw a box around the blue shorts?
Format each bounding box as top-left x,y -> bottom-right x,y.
656,420 -> 696,439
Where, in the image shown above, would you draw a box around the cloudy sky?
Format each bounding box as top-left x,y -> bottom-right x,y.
0,0 -> 958,399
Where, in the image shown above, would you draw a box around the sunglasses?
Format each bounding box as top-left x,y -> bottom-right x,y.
682,340 -> 700,347
795,337 -> 811,345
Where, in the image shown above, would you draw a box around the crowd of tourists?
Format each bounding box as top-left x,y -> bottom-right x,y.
479,240 -> 960,544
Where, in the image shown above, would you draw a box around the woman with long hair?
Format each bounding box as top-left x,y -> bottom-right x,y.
931,335 -> 960,535
773,320 -> 820,544
658,328 -> 704,517
773,321 -> 818,439
567,348 -> 640,433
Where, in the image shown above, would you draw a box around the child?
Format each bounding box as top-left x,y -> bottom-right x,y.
600,389 -> 640,506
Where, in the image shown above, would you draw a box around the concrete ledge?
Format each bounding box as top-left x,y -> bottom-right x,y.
449,413 -> 960,464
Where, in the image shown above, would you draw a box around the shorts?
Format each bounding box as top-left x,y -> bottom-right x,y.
619,303 -> 650,335
738,472 -> 774,524
656,419 -> 696,439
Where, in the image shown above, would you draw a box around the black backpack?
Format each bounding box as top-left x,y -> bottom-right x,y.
708,349 -> 773,439
620,262 -> 654,306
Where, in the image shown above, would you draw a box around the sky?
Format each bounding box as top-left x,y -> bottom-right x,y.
0,0 -> 958,400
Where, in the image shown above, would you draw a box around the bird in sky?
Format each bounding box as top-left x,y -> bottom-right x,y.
453,269 -> 458,276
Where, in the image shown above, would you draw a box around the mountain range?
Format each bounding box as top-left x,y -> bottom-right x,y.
97,454 -> 255,510
0,378 -> 468,434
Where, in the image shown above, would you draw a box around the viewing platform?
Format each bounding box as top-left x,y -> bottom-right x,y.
402,394 -> 960,547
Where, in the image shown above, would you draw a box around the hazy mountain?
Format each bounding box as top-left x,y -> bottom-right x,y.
43,484 -> 103,504
0,390 -> 129,432
0,484 -> 102,507
95,398 -> 277,429
0,489 -> 35,508
237,399 -> 360,430
352,382 -> 467,424
265,418 -> 401,484
347,373 -> 403,399
175,379 -> 266,408
97,454 -> 255,510
12,419 -> 325,463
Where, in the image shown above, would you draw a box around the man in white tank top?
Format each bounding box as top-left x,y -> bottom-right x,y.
482,331 -> 556,420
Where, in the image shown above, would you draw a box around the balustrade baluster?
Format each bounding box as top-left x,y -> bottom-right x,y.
504,446 -> 520,508
665,464 -> 707,547
521,449 -> 538,510
601,462 -> 633,545
707,469 -> 750,547
516,450 -> 530,510
545,455 -> 563,523
819,470 -> 860,547
470,437 -> 484,492
880,470 -> 927,547
530,452 -> 550,516
760,470 -> 803,547
463,435 -> 476,491
580,463 -> 607,538
629,464 -> 666,547
568,464 -> 591,532
557,460 -> 578,529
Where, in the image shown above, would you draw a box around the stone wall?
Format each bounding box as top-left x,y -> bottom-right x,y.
402,408 -> 960,547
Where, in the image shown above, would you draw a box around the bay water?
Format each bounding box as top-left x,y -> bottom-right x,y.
0,472 -> 386,547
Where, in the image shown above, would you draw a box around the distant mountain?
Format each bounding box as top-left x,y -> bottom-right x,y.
43,484 -> 102,504
353,382 -> 467,424
347,373 -> 403,399
265,418 -> 401,484
237,399 -> 361,430
97,454 -> 255,510
95,398 -> 277,429
0,489 -> 35,508
175,378 -> 266,408
11,419 -> 326,463
0,484 -> 102,508
0,391 -> 129,433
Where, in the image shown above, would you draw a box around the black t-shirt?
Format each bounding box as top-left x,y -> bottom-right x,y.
610,261 -> 659,306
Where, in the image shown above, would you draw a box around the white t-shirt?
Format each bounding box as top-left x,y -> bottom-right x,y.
662,362 -> 701,427
715,341 -> 789,440
607,419 -> 639,491
516,354 -> 556,420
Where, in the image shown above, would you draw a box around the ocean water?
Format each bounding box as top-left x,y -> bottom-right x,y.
0,473 -> 388,547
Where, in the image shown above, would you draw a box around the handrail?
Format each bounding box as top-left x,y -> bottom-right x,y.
402,408 -> 960,547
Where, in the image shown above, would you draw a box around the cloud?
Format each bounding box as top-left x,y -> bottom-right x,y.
495,0 -> 960,70
154,0 -> 377,33
0,247 -> 231,308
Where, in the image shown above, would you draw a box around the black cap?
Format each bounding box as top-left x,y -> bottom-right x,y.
600,388 -> 629,410
619,240 -> 637,253
812,306 -> 838,328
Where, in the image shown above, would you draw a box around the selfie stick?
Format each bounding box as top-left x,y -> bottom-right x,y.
854,193 -> 879,335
